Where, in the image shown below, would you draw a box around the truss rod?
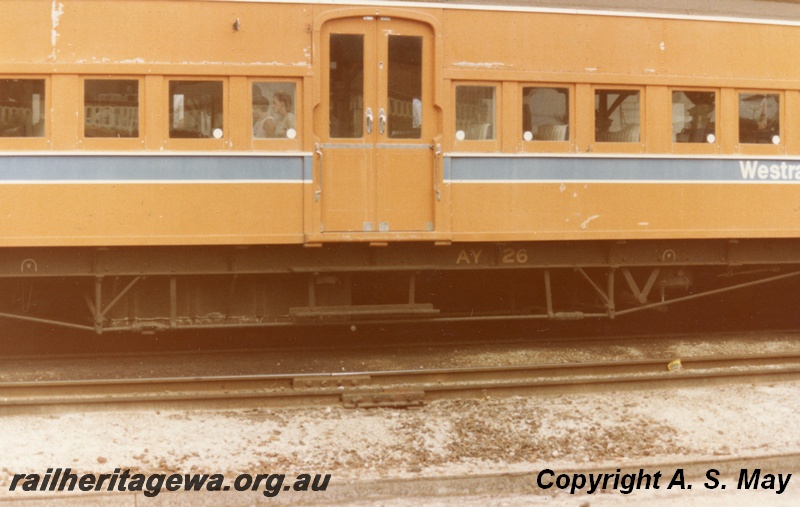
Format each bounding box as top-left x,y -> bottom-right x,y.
615,269 -> 800,316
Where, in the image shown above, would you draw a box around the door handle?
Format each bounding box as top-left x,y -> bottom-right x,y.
315,143 -> 323,202
433,143 -> 441,202
365,108 -> 373,135
379,108 -> 386,135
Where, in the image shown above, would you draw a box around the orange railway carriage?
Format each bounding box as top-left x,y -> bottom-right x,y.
3,0 -> 800,332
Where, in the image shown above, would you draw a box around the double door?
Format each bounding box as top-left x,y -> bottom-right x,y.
317,17 -> 438,234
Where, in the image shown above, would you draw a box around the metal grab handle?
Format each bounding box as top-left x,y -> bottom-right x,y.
365,108 -> 373,135
315,143 -> 323,202
379,108 -> 386,135
433,143 -> 442,202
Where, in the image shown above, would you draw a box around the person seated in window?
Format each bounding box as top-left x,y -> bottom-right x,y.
252,93 -> 273,138
270,92 -> 295,138
679,103 -> 714,143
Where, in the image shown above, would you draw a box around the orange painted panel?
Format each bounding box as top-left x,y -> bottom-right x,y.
442,10 -> 664,77
0,183 -> 304,247
0,1 -> 312,69
320,148 -> 374,233
441,8 -> 800,89
0,2 -> 53,63
376,148 -> 435,231
450,181 -> 800,241
662,20 -> 800,84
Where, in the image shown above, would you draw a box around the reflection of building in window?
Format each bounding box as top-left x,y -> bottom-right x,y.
456,86 -> 495,140
84,80 -> 139,138
673,91 -> 715,143
739,93 -> 780,144
252,82 -> 296,139
412,98 -> 422,129
595,90 -> 640,142
388,35 -> 422,139
0,79 -> 45,138
523,87 -> 569,141
169,81 -> 223,139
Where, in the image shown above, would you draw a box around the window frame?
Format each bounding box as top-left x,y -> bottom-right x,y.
80,76 -> 144,150
249,77 -> 302,151
520,84 -> 574,153
452,82 -> 501,152
670,88 -> 720,155
591,85 -> 645,154
0,76 -> 49,150
163,77 -> 228,151
736,89 -> 785,155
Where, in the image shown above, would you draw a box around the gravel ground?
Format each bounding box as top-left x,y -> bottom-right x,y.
1,381 -> 799,505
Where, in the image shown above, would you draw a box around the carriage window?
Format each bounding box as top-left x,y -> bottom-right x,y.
329,34 -> 364,139
673,91 -> 715,143
595,89 -> 640,143
455,86 -> 496,140
84,79 -> 139,138
0,79 -> 45,138
252,82 -> 297,139
739,93 -> 780,144
522,87 -> 569,141
169,80 -> 223,139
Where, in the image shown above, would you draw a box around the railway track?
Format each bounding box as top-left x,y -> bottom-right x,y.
3,352 -> 800,413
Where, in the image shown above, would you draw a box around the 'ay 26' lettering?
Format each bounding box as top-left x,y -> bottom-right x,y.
455,248 -> 529,265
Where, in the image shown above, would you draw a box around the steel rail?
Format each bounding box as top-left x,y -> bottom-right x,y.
2,353 -> 800,412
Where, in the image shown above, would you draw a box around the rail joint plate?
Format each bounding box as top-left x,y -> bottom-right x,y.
342,390 -> 425,409
292,375 -> 371,390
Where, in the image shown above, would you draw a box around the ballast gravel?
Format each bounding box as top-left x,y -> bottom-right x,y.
1,381 -> 799,505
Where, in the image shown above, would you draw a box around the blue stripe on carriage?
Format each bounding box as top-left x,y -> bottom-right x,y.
0,155 -> 312,182
446,157 -> 800,183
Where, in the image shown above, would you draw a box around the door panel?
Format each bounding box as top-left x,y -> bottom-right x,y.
323,147 -> 373,231
376,147 -> 434,231
375,22 -> 435,231
320,23 -> 376,233
318,16 -> 437,234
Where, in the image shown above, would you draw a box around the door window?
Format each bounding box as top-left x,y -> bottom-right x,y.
329,34 -> 364,139
387,35 -> 422,139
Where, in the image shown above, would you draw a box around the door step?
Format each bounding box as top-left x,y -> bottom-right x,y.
289,303 -> 439,319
